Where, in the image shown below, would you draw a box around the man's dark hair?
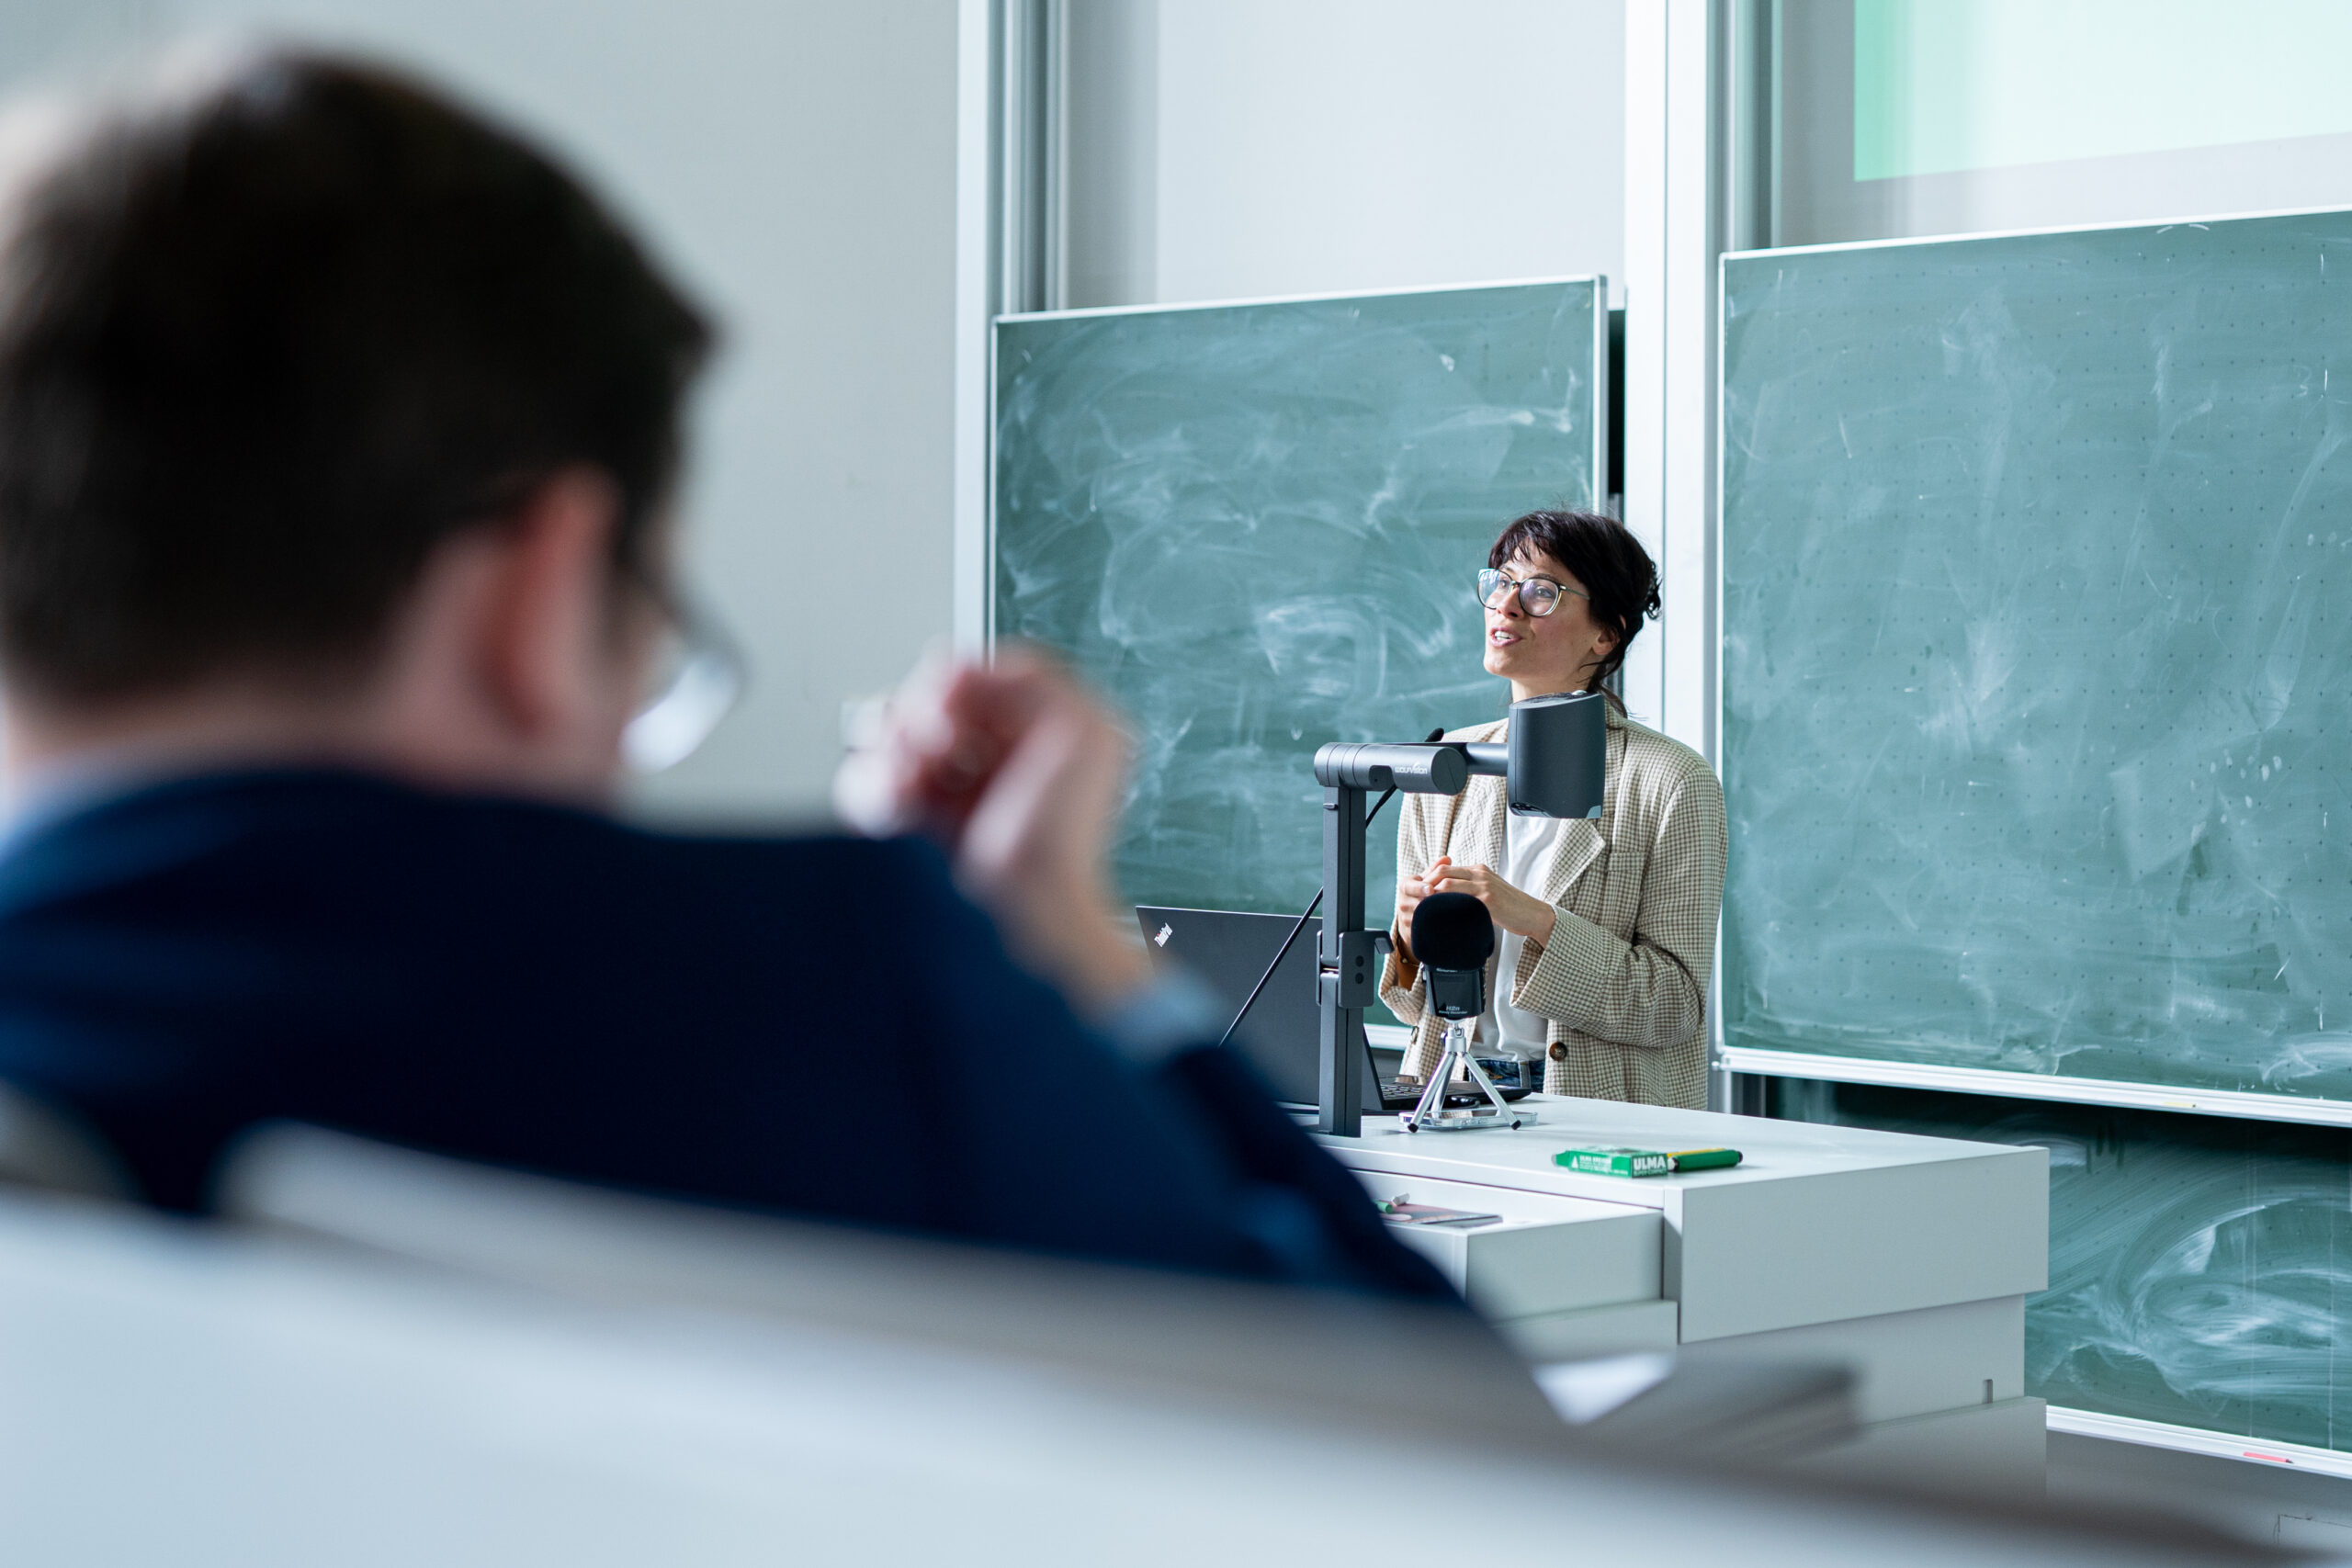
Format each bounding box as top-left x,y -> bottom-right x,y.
1488,509 -> 1661,708
0,50 -> 713,704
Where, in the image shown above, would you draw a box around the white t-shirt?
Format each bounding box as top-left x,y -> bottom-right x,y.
1475,809 -> 1565,1060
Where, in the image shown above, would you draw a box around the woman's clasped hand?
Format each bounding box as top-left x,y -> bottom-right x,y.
1394,855 -> 1558,958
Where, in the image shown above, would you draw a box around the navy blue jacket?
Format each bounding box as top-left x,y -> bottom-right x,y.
0,770 -> 1448,1298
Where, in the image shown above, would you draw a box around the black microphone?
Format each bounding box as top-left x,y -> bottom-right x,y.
1410,890 -> 1494,1022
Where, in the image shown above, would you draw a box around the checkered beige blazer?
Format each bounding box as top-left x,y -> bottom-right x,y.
1379,705 -> 1726,1109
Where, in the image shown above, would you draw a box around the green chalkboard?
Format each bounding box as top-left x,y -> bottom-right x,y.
1781,1081 -> 2352,1457
993,280 -> 1606,920
1722,210 -> 2352,1104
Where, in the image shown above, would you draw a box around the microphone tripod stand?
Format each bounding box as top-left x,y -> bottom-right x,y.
1402,1018 -> 1535,1133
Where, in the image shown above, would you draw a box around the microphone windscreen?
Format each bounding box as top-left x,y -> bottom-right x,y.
1412,891 -> 1495,972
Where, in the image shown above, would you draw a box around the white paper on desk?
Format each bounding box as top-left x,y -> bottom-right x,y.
1533,1354 -> 1674,1424
1379,1201 -> 1500,1227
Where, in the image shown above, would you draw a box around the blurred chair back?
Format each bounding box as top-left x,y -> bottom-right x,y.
216,1122 -> 1572,1454
0,1165 -> 2286,1567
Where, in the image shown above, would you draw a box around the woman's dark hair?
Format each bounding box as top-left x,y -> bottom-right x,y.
1487,509 -> 1661,709
0,50 -> 713,704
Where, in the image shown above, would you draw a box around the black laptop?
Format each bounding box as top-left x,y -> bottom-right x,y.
1135,907 -> 1532,1116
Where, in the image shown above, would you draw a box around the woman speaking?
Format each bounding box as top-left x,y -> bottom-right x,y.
1381,510 -> 1726,1109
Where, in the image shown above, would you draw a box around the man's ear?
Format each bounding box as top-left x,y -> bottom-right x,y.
480,468 -> 624,739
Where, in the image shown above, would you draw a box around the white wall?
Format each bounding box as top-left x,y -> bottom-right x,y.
0,0 -> 965,822
1064,0 -> 1625,310
0,3 -> 1632,818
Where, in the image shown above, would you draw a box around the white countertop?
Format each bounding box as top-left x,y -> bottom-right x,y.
1327,1096 -> 2018,1202
1318,1097 -> 2048,1341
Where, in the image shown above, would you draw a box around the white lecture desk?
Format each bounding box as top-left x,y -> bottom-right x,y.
1318,1094 -> 2051,1493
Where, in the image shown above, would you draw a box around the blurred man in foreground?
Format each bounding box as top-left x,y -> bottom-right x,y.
0,51 -> 1444,1299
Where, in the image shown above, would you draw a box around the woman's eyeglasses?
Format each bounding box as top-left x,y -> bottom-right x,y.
1477,567 -> 1589,619
623,577 -> 747,773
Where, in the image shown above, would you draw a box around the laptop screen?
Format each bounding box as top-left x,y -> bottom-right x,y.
1135,906 -> 1329,1111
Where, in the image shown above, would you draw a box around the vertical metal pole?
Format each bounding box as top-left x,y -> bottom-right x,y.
1317,784 -> 1366,1136
954,0 -> 992,656
994,0 -> 1060,318
1039,0 -> 1068,312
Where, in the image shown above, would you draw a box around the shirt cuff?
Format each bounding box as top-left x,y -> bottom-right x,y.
1094,971 -> 1227,1067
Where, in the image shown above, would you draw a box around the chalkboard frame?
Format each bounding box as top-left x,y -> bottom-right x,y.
1715,1043 -> 2352,1130
1713,203 -> 2352,1129
987,274 -> 1611,931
